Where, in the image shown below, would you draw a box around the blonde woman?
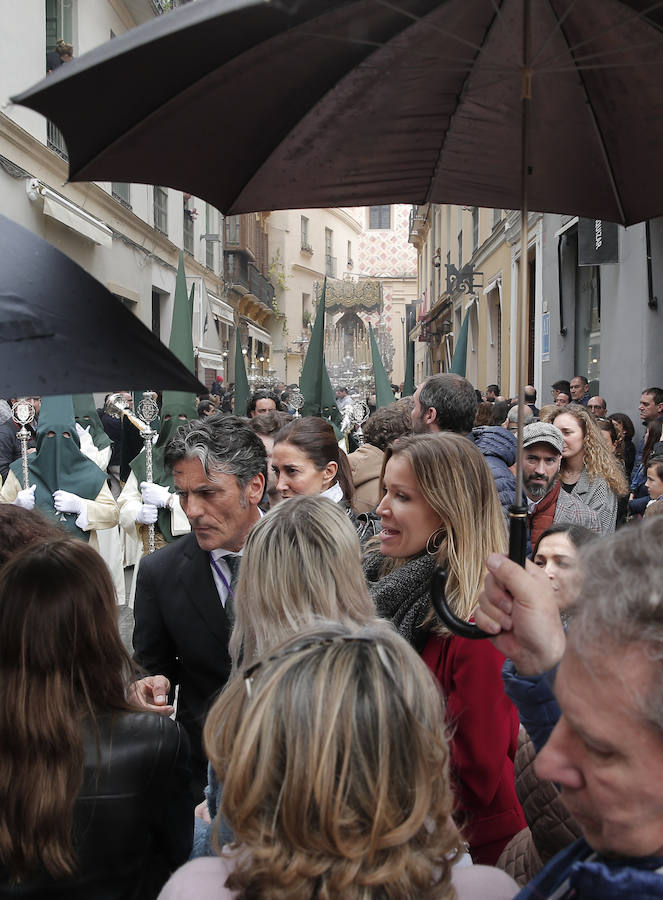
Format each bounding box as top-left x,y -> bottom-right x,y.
193,495 -> 379,856
363,433 -> 525,865
159,624 -> 519,900
229,494 -> 378,674
545,404 -> 627,533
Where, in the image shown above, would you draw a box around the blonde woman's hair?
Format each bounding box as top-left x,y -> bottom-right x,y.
546,404 -> 628,495
205,623 -> 463,899
375,433 -> 507,624
229,496 -> 378,674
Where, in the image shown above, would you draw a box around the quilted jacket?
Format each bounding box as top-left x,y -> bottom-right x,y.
497,727 -> 582,886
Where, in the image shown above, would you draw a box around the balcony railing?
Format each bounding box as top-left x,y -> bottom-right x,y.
47,121 -> 68,160
224,252 -> 274,309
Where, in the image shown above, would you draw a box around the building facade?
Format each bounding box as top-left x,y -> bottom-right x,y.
408,200 -> 662,437
1,0 -> 278,394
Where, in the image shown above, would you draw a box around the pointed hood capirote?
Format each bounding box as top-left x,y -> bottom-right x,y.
129,259 -> 197,542
10,395 -> 107,540
72,393 -> 112,451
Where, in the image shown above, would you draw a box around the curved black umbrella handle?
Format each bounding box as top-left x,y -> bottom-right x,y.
431,567 -> 491,640
431,504 -> 528,639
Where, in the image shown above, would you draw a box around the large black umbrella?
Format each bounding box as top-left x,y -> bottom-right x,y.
12,0 -> 663,225
0,215 -> 205,398
13,0 -> 663,631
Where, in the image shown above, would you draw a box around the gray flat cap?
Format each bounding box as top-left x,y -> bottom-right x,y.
522,422 -> 564,454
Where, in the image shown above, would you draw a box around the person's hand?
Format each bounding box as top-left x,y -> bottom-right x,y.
75,422 -> 94,451
194,800 -> 212,824
475,554 -> 566,676
53,489 -> 86,515
136,502 -> 158,525
140,481 -> 172,509
129,675 -> 174,715
14,484 -> 36,510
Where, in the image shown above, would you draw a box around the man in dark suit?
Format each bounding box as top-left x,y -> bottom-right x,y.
132,414 -> 266,798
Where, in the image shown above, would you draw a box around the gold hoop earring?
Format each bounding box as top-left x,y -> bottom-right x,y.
426,527 -> 445,556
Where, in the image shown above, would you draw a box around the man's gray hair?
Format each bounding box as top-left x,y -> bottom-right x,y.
418,374 -> 478,434
568,516 -> 663,733
164,414 -> 267,487
507,404 -> 534,426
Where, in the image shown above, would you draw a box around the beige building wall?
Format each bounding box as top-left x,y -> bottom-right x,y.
266,207 -> 363,384
1,0 -> 228,390
409,204 -> 524,395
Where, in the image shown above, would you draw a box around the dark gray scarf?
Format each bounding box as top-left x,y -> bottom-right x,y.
363,552 -> 436,651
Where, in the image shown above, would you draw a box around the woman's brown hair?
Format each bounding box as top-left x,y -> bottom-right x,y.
274,416 -> 355,501
0,539 -> 137,879
205,623 -> 462,899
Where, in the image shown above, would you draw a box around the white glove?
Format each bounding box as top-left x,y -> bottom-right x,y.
136,502 -> 158,525
53,489 -> 86,516
140,481 -> 172,509
14,484 -> 36,510
75,422 -> 94,449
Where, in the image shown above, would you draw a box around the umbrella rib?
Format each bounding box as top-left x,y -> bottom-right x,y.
529,0 -> 581,68
542,57 -> 663,73
374,0 -> 489,54
536,0 -> 663,72
419,0 -> 507,205
538,35 -> 663,71
547,0 -> 627,225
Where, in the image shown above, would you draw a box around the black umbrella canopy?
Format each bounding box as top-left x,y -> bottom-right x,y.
12,0 -> 663,225
0,215 -> 205,398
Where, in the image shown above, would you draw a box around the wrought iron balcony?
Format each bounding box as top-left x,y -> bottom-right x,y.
224,251 -> 274,309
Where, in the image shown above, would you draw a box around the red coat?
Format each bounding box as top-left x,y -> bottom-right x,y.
422,632 -> 526,866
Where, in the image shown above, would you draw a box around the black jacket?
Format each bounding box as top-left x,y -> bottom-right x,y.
0,711 -> 192,899
133,533 -> 233,797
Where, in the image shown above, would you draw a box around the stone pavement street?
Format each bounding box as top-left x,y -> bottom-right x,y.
117,565 -> 135,654
118,602 -> 134,654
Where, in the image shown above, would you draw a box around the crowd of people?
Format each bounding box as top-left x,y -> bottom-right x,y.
0,373 -> 662,898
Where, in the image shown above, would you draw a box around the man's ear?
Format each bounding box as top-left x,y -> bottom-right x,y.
424,407 -> 437,426
245,472 -> 266,505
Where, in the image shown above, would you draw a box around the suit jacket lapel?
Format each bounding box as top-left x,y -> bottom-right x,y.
177,534 -> 231,644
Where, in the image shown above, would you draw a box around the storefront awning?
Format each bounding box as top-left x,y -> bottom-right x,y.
27,180 -> 112,247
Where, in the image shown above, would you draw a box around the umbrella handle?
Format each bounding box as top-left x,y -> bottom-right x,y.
431,504 -> 528,639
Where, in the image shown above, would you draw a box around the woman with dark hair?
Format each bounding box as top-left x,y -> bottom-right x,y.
531,523 -> 595,616
628,419 -> 663,519
0,539 -> 192,898
272,416 -> 355,507
0,505 -> 61,570
608,412 -> 636,481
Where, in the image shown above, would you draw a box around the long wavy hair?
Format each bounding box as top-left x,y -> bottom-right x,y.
0,540 -> 137,880
373,433 -> 507,624
642,420 -> 663,470
205,623 -> 463,899
229,496 -> 377,675
547,404 -> 628,495
273,417 -> 355,501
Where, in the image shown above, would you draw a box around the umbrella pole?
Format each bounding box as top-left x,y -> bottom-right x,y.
430,0 -> 530,638
508,0 -> 532,568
